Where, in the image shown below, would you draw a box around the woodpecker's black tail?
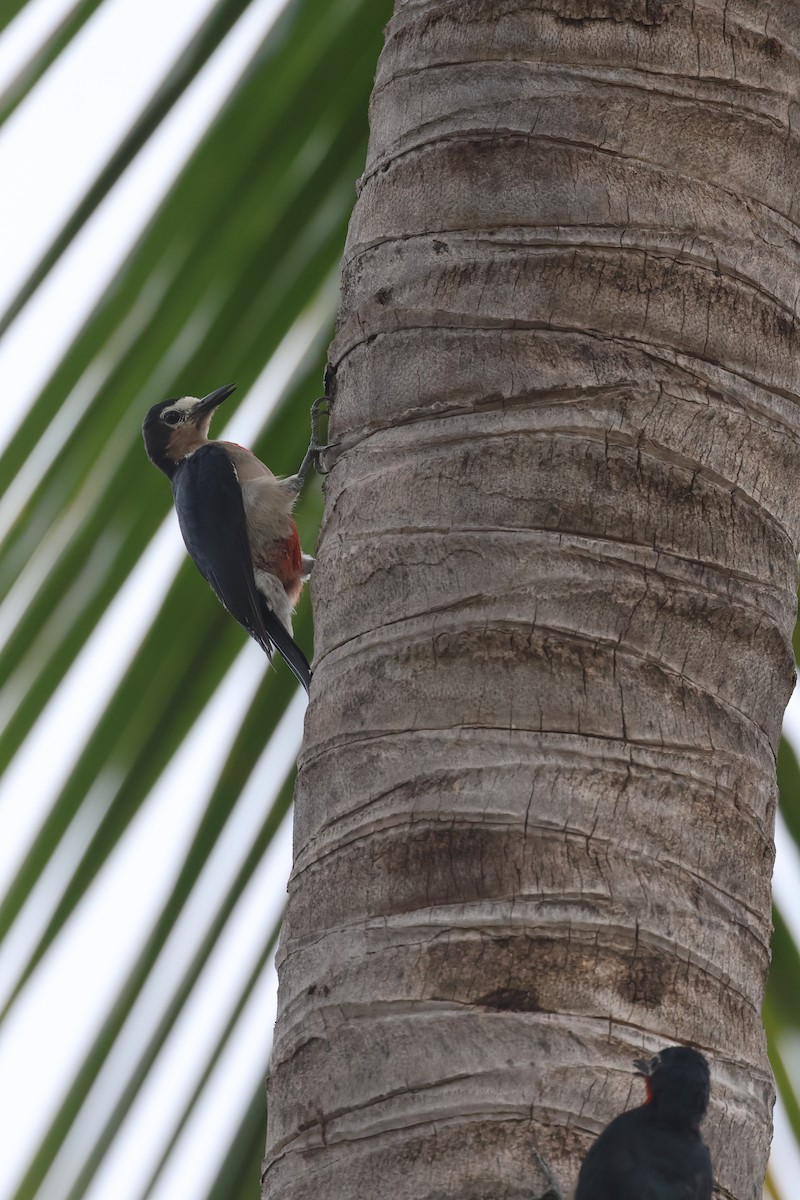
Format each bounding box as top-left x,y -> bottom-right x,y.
262,606 -> 312,694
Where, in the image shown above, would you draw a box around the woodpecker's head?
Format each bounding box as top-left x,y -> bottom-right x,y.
634,1046 -> 710,1126
142,383 -> 237,478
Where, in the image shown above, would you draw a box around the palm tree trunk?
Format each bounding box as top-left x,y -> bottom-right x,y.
263,3 -> 800,1197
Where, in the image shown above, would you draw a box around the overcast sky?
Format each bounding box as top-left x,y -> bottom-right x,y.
0,2 -> 306,1197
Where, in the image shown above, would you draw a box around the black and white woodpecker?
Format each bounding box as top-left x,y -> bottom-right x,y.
142,384 -> 324,693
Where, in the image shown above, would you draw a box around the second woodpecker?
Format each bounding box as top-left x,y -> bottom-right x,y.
574,1045 -> 713,1200
143,384 -> 323,692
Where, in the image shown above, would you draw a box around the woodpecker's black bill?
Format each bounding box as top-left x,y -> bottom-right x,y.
192,383 -> 237,420
634,1056 -> 656,1076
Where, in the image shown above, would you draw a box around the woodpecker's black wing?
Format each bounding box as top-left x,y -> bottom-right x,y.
575,1108 -> 712,1200
171,443 -> 311,692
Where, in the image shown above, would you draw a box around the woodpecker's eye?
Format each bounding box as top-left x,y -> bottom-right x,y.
162,410 -> 182,426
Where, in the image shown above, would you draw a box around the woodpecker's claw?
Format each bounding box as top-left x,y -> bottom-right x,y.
289,395 -> 334,486
309,396 -> 333,473
529,1150 -> 563,1200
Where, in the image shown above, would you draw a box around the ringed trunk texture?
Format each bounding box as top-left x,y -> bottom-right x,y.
264,3 -> 800,1197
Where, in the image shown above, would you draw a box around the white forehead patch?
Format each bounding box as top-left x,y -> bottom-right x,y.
170,396 -> 200,413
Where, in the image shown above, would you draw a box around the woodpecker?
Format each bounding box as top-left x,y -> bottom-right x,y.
574,1045 -> 713,1200
142,384 -> 324,692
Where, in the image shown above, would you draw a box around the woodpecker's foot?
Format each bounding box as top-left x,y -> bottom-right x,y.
308,396 -> 332,475
528,1151 -> 563,1200
310,394 -> 330,423
288,397 -> 332,492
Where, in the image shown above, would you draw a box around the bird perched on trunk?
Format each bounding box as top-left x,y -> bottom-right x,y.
143,384 -> 325,693
574,1045 -> 712,1200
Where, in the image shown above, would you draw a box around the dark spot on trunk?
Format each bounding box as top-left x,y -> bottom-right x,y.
476,986 -> 542,1011
548,0 -> 676,24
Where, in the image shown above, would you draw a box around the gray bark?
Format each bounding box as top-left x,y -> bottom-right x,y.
263,3 -> 800,1197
